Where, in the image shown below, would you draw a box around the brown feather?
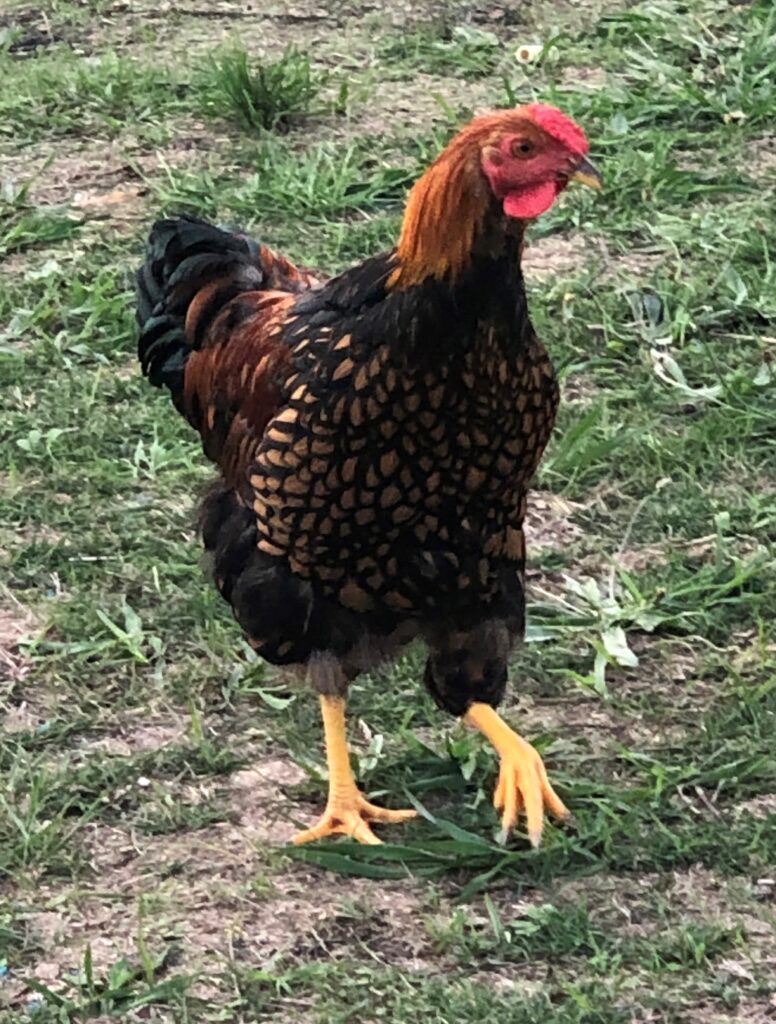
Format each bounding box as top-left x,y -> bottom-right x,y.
183,290 -> 296,490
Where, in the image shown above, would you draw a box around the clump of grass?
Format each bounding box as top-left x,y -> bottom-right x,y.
154,138 -> 415,223
204,45 -> 324,132
0,180 -> 81,257
23,944 -> 192,1019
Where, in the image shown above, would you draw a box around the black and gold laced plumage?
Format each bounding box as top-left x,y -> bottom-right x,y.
135,103 -> 597,846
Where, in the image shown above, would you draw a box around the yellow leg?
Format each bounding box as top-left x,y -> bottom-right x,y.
464,702 -> 569,847
292,695 -> 417,846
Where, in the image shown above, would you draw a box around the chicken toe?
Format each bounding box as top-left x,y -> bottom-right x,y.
293,793 -> 416,846
464,701 -> 569,846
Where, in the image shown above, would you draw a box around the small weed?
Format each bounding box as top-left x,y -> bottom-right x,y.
24,944 -> 192,1019
133,794 -> 228,835
0,760 -> 94,877
0,909 -> 36,962
429,899 -> 612,963
202,45 -> 324,132
429,897 -> 741,974
0,735 -> 245,878
228,957 -> 628,1023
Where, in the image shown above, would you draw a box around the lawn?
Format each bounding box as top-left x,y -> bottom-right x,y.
1,0 -> 775,1020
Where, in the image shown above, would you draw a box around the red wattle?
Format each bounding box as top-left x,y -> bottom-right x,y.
503,181 -> 559,220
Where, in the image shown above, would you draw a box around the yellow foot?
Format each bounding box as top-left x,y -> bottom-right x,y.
493,734 -> 569,847
292,790 -> 417,846
464,702 -> 569,847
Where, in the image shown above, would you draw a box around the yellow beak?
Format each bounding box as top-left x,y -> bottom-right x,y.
570,156 -> 603,190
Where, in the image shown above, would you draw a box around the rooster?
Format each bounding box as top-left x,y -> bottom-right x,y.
136,103 -> 601,846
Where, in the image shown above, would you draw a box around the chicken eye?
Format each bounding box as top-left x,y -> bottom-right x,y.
511,139 -> 534,158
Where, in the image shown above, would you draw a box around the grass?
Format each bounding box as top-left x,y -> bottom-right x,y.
201,45 -> 326,132
21,944 -> 192,1021
379,23 -> 503,79
153,137 -> 416,221
1,0 -> 775,1020
0,47 -> 187,147
0,182 -> 81,259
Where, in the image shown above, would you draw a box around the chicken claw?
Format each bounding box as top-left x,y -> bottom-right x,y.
464,702 -> 569,846
293,791 -> 417,846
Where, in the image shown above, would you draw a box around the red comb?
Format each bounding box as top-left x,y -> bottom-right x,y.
524,103 -> 589,155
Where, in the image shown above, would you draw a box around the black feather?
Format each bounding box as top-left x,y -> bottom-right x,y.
135,215 -> 263,408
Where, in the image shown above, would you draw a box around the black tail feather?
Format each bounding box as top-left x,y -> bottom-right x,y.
136,215 -> 262,409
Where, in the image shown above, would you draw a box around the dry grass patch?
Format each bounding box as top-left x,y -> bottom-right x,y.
734,793 -> 776,821
702,999 -> 776,1023
229,757 -> 308,844
0,143 -> 141,207
348,72 -> 492,139
512,686 -> 688,753
525,489 -> 585,553
8,816 -> 436,1009
522,232 -> 591,281
744,136 -> 776,182
0,590 -> 41,685
600,243 -> 668,282
559,64 -> 608,90
81,717 -> 189,757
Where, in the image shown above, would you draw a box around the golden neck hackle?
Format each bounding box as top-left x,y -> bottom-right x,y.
390,113 -> 529,289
